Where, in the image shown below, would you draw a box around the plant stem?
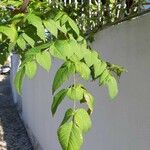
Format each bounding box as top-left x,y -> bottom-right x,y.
73,74 -> 76,111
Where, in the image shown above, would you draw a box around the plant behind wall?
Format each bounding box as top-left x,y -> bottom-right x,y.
0,0 -> 125,149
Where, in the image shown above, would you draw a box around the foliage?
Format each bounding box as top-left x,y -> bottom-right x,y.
0,0 -> 126,150
47,0 -> 148,40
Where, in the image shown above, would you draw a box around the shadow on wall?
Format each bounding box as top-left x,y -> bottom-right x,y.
0,75 -> 33,150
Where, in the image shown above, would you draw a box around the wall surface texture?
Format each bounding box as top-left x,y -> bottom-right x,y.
11,13 -> 150,150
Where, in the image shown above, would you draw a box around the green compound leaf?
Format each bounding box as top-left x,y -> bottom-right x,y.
0,25 -> 17,42
82,92 -> 94,115
60,108 -> 74,126
58,121 -> 83,150
51,89 -> 68,116
75,61 -> 91,80
25,61 -> 37,79
36,51 -> 51,71
68,18 -> 80,36
107,76 -> 118,99
14,67 -> 25,95
52,61 -> 75,94
43,19 -> 58,38
27,13 -> 45,41
67,84 -> 84,101
22,33 -> 35,47
74,109 -> 92,133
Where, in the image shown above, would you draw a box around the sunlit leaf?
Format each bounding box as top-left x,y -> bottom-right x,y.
36,51 -> 51,71
27,13 -> 45,41
67,84 -> 84,101
58,121 -> 83,150
25,61 -> 37,79
74,109 -> 92,133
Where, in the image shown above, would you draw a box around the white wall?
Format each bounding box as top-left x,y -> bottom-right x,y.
10,54 -> 21,104
11,13 -> 150,150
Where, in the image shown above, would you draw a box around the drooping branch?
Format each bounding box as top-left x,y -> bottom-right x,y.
19,0 -> 30,12
13,0 -> 30,14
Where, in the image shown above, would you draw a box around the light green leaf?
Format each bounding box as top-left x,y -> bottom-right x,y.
8,42 -> 16,52
51,89 -> 68,116
17,35 -> 26,50
99,69 -> 109,85
43,19 -> 58,38
54,11 -> 65,21
25,61 -> 37,79
27,13 -> 45,41
67,85 -> 84,101
82,92 -> 94,114
84,50 -> 99,67
94,61 -> 107,78
55,20 -> 68,34
36,51 -> 51,71
68,40 -> 84,60
54,40 -> 74,58
74,109 -> 92,133
52,61 -> 75,94
0,25 -> 17,42
50,40 -> 74,60
107,76 -> 118,99
58,121 -> 83,150
22,33 -> 35,47
14,67 -> 25,95
61,14 -> 69,25
68,18 -> 80,36
75,62 -> 90,80
60,108 -> 74,126
59,24 -> 68,34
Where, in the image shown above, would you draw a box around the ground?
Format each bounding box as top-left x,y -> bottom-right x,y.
0,75 -> 33,150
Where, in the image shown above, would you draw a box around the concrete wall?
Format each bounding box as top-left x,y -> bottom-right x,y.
11,13 -> 150,150
10,54 -> 21,105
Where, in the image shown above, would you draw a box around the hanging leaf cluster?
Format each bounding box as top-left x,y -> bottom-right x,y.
0,1 -> 125,150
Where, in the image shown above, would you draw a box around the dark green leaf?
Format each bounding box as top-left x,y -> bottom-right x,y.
52,61 -> 75,94
51,89 -> 68,116
60,108 -> 74,126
